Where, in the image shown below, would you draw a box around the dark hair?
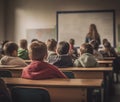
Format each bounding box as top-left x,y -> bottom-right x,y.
57,41 -> 70,55
80,43 -> 93,55
47,39 -> 57,51
90,40 -> 99,50
102,38 -> 108,45
69,38 -> 75,45
87,24 -> 100,41
104,41 -> 111,49
31,39 -> 39,43
29,41 -> 47,61
20,39 -> 27,49
3,42 -> 18,56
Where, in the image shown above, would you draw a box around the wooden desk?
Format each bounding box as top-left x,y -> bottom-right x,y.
97,60 -> 113,67
3,78 -> 103,102
60,67 -> 112,79
0,67 -> 112,78
24,60 -> 31,64
60,67 -> 112,102
0,65 -> 21,68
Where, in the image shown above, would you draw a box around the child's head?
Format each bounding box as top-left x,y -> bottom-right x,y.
102,38 -> 108,45
57,41 -> 70,55
103,41 -> 111,49
29,41 -> 47,61
3,42 -> 18,57
19,39 -> 28,49
47,39 -> 57,51
80,43 -> 93,55
69,38 -> 75,45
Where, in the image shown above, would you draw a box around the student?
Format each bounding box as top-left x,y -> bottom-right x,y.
46,39 -> 58,63
21,41 -> 67,79
0,42 -> 27,66
74,43 -> 98,67
53,41 -> 73,68
100,41 -> 117,57
69,38 -> 78,60
89,40 -> 103,60
0,78 -> 11,102
85,24 -> 101,46
18,39 -> 29,60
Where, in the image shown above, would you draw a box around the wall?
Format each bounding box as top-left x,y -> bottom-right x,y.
5,0 -> 120,46
0,0 -> 5,41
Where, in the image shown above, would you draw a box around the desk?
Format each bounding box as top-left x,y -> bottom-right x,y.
60,67 -> 112,79
97,60 -> 113,67
60,67 -> 112,102
3,78 -> 103,102
0,65 -> 21,68
24,60 -> 31,64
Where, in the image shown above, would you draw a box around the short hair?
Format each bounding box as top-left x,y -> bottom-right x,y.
19,39 -> 27,49
80,43 -> 93,55
29,41 -> 47,61
57,41 -> 70,55
47,39 -> 57,51
3,42 -> 18,56
31,39 -> 39,43
69,38 -> 75,45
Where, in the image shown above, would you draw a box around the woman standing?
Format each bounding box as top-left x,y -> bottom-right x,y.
85,24 -> 101,46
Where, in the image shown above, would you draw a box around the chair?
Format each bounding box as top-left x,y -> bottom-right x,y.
0,70 -> 12,77
11,87 -> 51,102
63,71 -> 74,78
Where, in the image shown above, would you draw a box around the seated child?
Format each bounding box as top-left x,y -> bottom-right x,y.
100,41 -> 117,57
0,42 -> 27,66
21,41 -> 67,79
18,39 -> 29,60
46,39 -> 58,64
74,43 -> 98,67
53,41 -> 73,68
69,38 -> 78,60
89,40 -> 103,60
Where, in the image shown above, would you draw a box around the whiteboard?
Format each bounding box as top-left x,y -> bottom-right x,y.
57,10 -> 115,47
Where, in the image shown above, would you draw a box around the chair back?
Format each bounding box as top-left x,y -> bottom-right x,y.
11,87 -> 51,102
63,71 -> 74,78
0,70 -> 12,77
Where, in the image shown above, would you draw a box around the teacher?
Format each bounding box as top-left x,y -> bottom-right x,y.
85,24 -> 101,46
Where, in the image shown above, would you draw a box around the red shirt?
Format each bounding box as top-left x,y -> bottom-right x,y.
21,61 -> 67,79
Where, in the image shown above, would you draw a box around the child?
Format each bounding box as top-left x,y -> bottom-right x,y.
46,39 -> 58,64
69,38 -> 78,60
0,42 -> 27,66
21,41 -> 67,79
74,43 -> 98,67
89,40 -> 103,60
100,41 -> 117,57
53,41 -> 73,68
18,39 -> 29,60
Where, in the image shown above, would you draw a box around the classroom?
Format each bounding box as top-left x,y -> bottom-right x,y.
0,0 -> 120,102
